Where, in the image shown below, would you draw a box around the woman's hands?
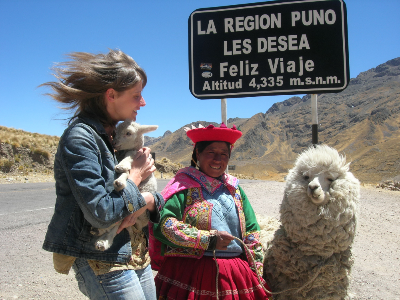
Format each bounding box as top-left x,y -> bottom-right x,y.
117,192 -> 156,234
119,148 -> 156,234
128,147 -> 156,187
215,230 -> 235,250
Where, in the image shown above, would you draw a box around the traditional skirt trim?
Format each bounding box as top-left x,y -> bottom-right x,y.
157,273 -> 265,297
155,256 -> 271,300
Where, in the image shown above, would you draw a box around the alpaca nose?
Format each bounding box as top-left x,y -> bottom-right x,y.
309,183 -> 319,191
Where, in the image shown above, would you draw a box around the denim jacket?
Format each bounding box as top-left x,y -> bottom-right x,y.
43,115 -> 158,263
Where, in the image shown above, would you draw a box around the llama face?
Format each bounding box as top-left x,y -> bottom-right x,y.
113,121 -> 143,151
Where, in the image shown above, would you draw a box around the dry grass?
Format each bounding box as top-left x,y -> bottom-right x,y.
0,158 -> 14,172
0,126 -> 58,178
31,147 -> 51,159
0,125 -> 59,149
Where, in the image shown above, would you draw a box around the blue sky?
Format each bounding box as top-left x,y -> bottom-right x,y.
0,0 -> 399,138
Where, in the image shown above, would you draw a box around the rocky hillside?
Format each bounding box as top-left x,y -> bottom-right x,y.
144,130 -> 172,147
0,126 -> 183,183
0,127 -> 58,182
1,58 -> 399,184
150,57 -> 400,184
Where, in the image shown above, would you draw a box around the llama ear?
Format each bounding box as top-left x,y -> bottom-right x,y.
139,125 -> 158,134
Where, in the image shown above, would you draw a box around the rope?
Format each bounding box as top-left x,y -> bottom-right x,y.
213,236 -> 332,300
213,250 -> 219,299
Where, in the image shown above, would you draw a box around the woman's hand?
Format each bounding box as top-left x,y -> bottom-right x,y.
116,192 -> 155,234
215,231 -> 235,250
128,147 -> 156,186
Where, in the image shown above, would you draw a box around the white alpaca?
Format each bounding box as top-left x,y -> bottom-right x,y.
263,144 -> 360,300
92,120 -> 158,251
255,213 -> 281,251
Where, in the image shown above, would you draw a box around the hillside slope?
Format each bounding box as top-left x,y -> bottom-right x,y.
151,57 -> 400,183
1,58 -> 399,184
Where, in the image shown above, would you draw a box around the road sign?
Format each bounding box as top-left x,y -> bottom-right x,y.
189,0 -> 349,99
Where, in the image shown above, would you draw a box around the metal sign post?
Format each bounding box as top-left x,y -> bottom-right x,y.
311,94 -> 318,144
221,98 -> 229,173
221,98 -> 227,125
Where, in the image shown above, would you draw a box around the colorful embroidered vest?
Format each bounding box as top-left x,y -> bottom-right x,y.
148,167 -> 244,271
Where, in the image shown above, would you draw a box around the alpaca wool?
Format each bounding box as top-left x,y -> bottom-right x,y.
263,145 -> 360,300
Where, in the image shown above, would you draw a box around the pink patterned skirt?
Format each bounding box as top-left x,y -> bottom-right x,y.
155,256 -> 271,300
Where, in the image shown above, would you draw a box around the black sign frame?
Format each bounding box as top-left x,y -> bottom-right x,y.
189,0 -> 349,99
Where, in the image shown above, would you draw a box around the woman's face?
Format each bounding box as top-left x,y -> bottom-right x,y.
106,82 -> 146,122
196,141 -> 230,178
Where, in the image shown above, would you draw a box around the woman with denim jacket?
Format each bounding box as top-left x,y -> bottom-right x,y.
41,49 -> 163,300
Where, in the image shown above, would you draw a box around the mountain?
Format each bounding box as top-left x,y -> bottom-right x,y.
144,130 -> 172,147
1,58 -> 399,184
150,57 -> 400,184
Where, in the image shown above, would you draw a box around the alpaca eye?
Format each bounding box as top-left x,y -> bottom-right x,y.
126,132 -> 131,136
304,175 -> 309,180
328,178 -> 334,182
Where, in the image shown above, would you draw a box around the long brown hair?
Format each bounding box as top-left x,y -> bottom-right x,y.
40,49 -> 147,128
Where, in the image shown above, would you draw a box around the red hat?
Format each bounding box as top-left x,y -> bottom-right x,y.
185,123 -> 242,145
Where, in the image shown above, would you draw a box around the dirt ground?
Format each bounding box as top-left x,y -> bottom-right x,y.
0,176 -> 399,299
242,181 -> 400,300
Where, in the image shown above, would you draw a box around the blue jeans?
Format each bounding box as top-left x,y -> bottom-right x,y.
73,258 -> 157,300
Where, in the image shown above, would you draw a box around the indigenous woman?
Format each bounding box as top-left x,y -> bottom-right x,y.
152,123 -> 271,299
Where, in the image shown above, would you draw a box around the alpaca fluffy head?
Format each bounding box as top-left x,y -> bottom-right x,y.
287,144 -> 351,206
112,120 -> 158,151
281,144 -> 360,256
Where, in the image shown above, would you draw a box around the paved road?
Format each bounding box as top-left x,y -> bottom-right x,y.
0,180 -> 172,230
1,181 -> 399,299
0,179 -> 260,232
0,178 -> 264,299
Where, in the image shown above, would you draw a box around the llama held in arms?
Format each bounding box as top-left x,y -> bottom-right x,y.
263,144 -> 360,300
112,120 -> 158,193
91,120 -> 158,251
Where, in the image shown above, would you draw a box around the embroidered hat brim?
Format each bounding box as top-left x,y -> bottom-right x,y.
186,124 -> 242,144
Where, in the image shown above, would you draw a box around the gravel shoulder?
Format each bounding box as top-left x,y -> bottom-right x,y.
0,179 -> 399,299
240,181 -> 400,300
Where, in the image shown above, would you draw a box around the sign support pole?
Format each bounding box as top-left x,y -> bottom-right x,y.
221,98 -> 227,125
221,98 -> 229,173
311,94 -> 318,145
